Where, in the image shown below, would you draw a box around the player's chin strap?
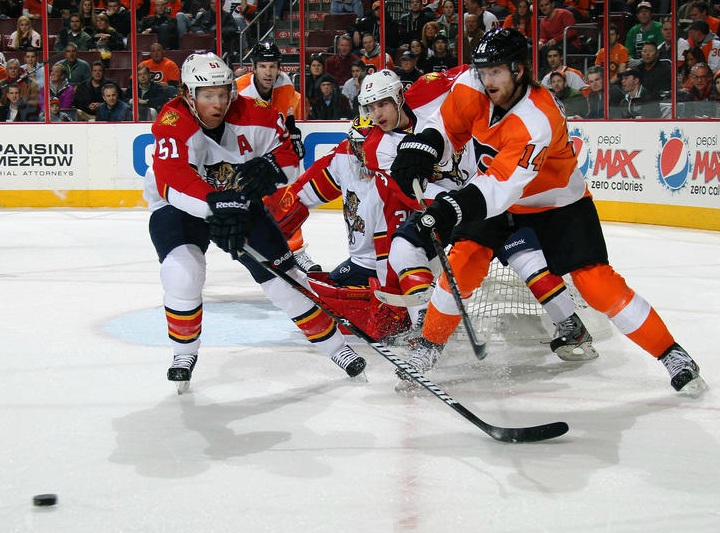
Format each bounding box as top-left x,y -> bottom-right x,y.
239,242 -> 568,443
412,179 -> 487,361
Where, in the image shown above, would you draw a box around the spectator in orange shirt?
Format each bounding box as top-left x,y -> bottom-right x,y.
139,42 -> 181,89
360,32 -> 395,74
595,24 -> 629,84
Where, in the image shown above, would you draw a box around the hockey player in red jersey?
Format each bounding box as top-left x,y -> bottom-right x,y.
144,52 -> 366,393
391,28 -> 706,396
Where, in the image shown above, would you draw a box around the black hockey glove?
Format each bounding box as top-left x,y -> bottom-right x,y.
285,114 -> 305,159
231,153 -> 287,201
390,129 -> 444,199
415,187 -> 488,243
206,189 -> 261,259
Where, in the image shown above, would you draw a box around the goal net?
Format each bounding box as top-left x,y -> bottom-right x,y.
460,260 -> 613,345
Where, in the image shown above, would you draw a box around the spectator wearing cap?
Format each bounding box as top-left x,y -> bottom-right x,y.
625,2 -> 663,59
342,60 -> 366,111
678,19 -> 720,73
423,32 -> 458,72
611,67 -> 661,118
325,34 -> 360,86
308,74 -> 351,120
399,0 -> 436,47
395,50 -> 423,90
548,70 -> 587,118
359,32 -> 395,74
330,0 -> 364,18
49,97 -> 73,122
688,1 -> 720,36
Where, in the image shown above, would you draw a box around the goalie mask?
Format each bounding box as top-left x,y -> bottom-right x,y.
181,52 -> 236,128
347,115 -> 373,163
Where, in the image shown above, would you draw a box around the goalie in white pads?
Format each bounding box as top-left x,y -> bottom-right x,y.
144,52 -> 366,393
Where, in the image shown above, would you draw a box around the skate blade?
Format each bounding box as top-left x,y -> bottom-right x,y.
678,376 -> 709,398
175,381 -> 190,395
556,342 -> 599,362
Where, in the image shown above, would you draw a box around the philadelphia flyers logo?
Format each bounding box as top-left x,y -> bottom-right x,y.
473,139 -> 499,173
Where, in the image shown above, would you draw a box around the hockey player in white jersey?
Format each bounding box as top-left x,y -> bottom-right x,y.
144,52 -> 366,393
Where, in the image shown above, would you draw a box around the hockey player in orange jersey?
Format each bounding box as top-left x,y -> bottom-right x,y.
235,41 -> 321,273
390,28 -> 707,396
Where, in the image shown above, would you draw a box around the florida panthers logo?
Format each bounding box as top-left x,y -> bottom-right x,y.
205,161 -> 238,189
433,148 -> 471,186
343,190 -> 366,245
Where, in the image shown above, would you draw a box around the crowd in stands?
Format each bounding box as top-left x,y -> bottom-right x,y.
2,0 -> 720,121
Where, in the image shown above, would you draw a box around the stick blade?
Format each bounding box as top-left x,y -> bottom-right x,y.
486,421 -> 569,443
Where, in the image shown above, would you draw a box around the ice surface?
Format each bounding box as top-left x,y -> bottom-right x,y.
1,209 -> 719,532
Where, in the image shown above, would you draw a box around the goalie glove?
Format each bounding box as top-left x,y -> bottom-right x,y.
390,129 -> 444,199
230,153 -> 287,201
414,187 -> 487,243
206,189 -> 261,259
285,114 -> 306,159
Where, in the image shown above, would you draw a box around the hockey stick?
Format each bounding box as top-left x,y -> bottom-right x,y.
240,243 -> 569,443
412,180 -> 487,361
373,288 -> 432,307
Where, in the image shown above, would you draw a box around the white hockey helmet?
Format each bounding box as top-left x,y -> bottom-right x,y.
358,69 -> 404,118
181,52 -> 235,100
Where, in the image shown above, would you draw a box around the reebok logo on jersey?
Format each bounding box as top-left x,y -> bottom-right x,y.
504,239 -> 526,251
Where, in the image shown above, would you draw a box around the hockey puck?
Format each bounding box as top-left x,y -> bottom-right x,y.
32,494 -> 57,507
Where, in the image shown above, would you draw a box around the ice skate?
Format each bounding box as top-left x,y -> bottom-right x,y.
167,353 -> 197,394
659,344 -> 708,397
550,313 -> 599,361
294,249 -> 322,273
394,338 -> 443,393
383,309 -> 426,348
331,345 -> 367,379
